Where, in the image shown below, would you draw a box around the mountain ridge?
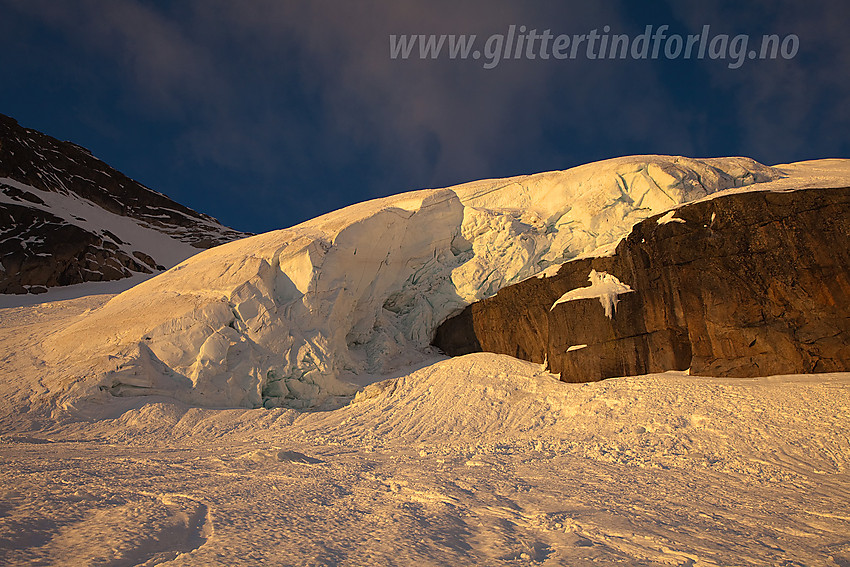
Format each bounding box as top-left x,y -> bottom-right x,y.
0,113 -> 248,295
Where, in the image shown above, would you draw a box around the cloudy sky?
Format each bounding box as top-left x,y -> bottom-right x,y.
1,0 -> 847,233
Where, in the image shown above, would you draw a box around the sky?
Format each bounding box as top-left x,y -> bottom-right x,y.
0,0 -> 848,234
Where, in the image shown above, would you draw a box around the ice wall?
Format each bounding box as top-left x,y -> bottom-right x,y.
44,156 -> 781,410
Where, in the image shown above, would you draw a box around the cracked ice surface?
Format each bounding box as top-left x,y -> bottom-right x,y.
40,156 -> 782,410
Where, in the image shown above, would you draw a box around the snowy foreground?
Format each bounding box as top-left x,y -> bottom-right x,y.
1,295 -> 849,566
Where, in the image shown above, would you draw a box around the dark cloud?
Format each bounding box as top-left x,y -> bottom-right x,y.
0,1 -> 847,232
668,0 -> 850,161
3,0 -> 222,111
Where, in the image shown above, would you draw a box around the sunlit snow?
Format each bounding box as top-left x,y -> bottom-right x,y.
656,209 -> 687,225
36,155 -> 801,411
550,269 -> 634,318
2,156 -> 850,565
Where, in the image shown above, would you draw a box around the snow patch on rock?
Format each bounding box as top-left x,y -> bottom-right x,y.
656,210 -> 686,225
550,270 -> 634,318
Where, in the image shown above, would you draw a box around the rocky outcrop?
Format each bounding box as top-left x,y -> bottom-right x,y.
0,113 -> 248,294
433,186 -> 850,380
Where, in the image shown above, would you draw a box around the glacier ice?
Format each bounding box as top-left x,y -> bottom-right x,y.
42,155 -> 783,410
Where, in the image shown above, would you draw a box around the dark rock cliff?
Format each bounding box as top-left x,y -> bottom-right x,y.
433,186 -> 850,380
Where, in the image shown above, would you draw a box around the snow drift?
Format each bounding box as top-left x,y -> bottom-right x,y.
42,155 -> 788,411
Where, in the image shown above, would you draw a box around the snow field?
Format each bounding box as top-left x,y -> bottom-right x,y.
1,352 -> 848,565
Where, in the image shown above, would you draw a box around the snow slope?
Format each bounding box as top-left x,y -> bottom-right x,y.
0,177 -> 222,269
32,156 -> 850,411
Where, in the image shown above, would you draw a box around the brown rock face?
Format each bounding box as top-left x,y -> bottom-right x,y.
433,186 -> 850,380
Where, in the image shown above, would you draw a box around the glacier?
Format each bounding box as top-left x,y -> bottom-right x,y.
39,155 -> 799,411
